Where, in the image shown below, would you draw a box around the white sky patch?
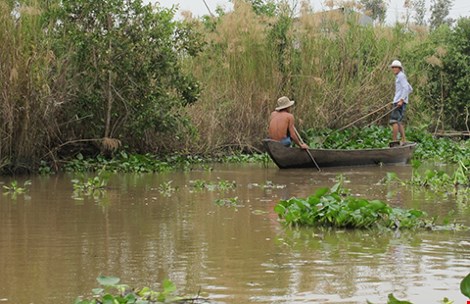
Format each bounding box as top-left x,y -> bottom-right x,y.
154,0 -> 470,23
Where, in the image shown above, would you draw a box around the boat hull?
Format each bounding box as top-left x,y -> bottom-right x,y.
262,139 -> 417,169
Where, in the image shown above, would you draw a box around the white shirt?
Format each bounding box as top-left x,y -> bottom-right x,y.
393,71 -> 412,104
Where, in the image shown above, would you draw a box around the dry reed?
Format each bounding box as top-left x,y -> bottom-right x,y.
184,2 -> 431,152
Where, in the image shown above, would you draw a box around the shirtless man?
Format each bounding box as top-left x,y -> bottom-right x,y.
268,96 -> 309,149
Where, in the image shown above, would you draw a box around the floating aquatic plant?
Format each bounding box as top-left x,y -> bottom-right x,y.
74,276 -> 207,304
275,181 -> 428,230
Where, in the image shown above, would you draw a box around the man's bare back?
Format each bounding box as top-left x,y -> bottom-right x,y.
269,111 -> 293,141
268,109 -> 308,149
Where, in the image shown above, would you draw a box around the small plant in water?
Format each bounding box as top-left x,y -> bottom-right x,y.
214,197 -> 241,207
3,180 -> 31,194
367,272 -> 470,303
384,160 -> 469,193
189,179 -> 236,192
249,180 -> 287,189
71,171 -> 110,200
75,275 -> 206,304
3,180 -> 31,199
158,181 -> 176,197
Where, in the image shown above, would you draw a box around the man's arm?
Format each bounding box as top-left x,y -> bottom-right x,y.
288,115 -> 309,149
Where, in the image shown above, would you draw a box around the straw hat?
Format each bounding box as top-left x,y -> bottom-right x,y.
275,96 -> 295,111
390,60 -> 403,69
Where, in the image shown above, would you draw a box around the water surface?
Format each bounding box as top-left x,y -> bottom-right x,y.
0,164 -> 469,303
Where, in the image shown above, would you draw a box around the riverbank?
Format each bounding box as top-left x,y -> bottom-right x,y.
17,127 -> 468,175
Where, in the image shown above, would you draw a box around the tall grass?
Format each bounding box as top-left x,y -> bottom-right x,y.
184,1 -> 433,152
0,1 -> 64,172
0,0 -> 455,172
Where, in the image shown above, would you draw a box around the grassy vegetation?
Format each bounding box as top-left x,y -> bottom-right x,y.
185,2 -> 469,153
0,1 -> 468,174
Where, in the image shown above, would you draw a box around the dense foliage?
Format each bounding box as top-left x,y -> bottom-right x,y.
425,18 -> 470,129
49,0 -> 202,151
0,0 -> 202,173
63,151 -> 269,173
274,181 -> 428,229
1,0 -> 469,173
303,126 -> 470,163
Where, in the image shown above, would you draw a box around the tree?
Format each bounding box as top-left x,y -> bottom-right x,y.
412,0 -> 426,25
442,18 -> 470,129
427,18 -> 470,130
49,0 -> 202,151
429,0 -> 453,30
359,0 -> 388,23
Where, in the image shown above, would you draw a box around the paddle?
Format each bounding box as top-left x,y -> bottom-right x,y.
294,127 -> 321,172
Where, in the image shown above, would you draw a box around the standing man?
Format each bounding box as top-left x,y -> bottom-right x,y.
268,96 -> 309,149
389,60 -> 412,144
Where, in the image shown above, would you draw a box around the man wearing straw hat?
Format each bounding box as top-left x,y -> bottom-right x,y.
268,96 -> 309,149
389,60 -> 412,145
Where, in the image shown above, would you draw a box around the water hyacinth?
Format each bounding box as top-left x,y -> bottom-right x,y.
274,181 -> 428,229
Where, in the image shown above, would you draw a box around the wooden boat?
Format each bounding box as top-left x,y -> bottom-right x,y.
262,139 -> 417,169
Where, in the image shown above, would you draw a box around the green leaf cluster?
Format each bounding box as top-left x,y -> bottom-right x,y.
304,125 -> 391,150
71,170 -> 110,201
2,180 -> 32,200
303,126 -> 469,164
64,152 -> 268,174
386,159 -> 470,192
189,179 -> 236,191
274,182 -> 427,229
75,276 -> 191,304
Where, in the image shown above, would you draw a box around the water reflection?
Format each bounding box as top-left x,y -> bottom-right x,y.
0,164 -> 468,303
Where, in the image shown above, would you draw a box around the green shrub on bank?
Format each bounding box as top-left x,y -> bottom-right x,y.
425,18 -> 470,130
49,0 -> 202,151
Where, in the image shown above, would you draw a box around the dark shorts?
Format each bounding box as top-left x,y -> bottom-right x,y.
389,103 -> 406,124
280,137 -> 292,147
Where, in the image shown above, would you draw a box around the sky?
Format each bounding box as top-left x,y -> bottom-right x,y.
155,0 -> 470,23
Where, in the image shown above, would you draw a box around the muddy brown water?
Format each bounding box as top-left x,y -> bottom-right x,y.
0,164 -> 469,304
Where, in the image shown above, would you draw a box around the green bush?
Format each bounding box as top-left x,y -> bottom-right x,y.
48,0 -> 202,151
425,18 -> 470,130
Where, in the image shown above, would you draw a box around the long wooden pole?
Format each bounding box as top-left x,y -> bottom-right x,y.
336,103 -> 391,132
294,127 -> 321,172
319,103 -> 392,145
366,105 -> 399,127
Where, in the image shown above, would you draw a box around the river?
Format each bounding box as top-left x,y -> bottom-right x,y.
0,164 -> 469,303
